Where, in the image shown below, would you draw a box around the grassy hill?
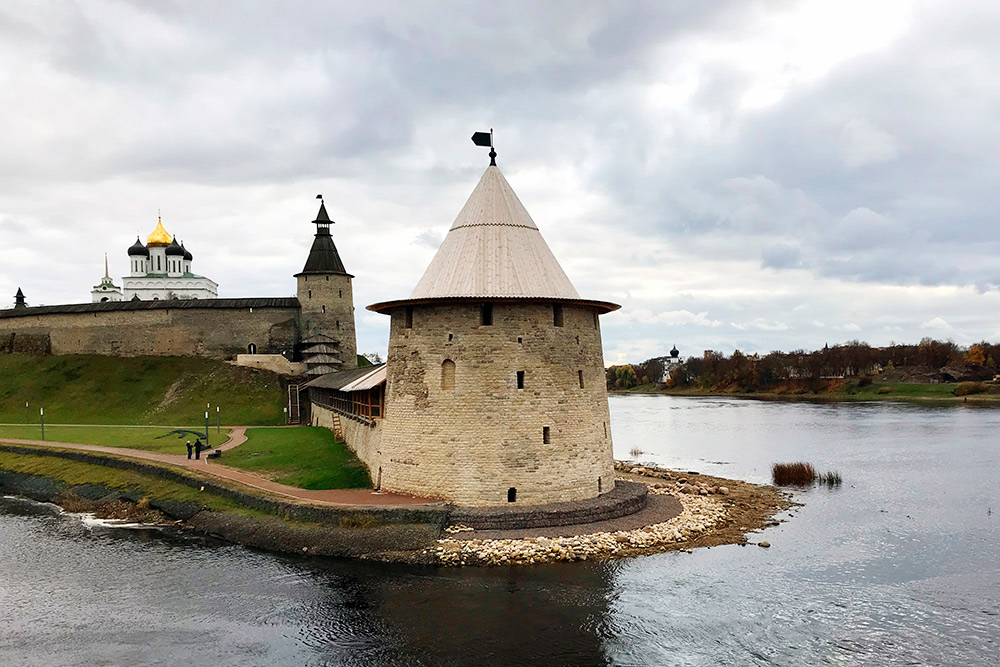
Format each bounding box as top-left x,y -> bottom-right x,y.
0,355 -> 289,425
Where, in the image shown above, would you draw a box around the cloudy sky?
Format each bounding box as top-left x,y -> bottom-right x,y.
2,0 -> 999,364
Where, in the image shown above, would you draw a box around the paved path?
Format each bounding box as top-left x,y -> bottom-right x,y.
0,427 -> 436,508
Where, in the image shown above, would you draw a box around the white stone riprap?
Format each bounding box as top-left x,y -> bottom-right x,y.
433,491 -> 728,567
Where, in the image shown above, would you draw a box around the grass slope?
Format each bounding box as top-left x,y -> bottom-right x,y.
223,427 -> 371,490
0,425 -> 230,453
0,354 -> 287,425
0,450 -> 264,516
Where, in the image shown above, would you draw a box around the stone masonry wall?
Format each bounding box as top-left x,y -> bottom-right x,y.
378,301 -> 615,507
0,306 -> 300,359
311,403 -> 383,486
297,274 -> 357,367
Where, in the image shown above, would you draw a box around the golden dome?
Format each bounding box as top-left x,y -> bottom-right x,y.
146,216 -> 173,247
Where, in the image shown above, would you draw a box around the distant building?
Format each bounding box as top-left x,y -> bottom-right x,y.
91,255 -> 123,303
123,217 -> 218,301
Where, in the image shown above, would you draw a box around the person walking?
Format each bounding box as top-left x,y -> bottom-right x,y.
194,439 -> 202,460
186,441 -> 193,460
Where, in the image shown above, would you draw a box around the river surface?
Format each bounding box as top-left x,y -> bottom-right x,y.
2,396 -> 998,666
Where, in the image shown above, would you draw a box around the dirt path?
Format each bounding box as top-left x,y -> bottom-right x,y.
0,428 -> 435,508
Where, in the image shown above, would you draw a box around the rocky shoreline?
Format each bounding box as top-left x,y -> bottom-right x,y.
1,458 -> 793,566
428,464 -> 794,566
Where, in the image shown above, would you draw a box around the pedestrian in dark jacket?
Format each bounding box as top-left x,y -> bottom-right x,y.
186,441 -> 193,460
194,439 -> 202,460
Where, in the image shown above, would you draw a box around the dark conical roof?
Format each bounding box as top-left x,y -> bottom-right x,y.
296,202 -> 350,276
315,202 -> 332,223
128,237 -> 149,256
165,237 -> 185,256
670,345 -> 680,358
181,242 -> 192,261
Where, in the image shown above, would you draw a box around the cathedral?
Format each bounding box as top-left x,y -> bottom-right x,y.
106,217 -> 219,302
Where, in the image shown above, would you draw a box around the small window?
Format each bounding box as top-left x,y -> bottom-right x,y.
404,306 -> 413,328
339,288 -> 342,297
507,487 -> 517,503
248,343 -> 257,354
598,477 -> 602,494
442,359 -> 455,390
308,289 -> 312,299
516,371 -> 525,389
480,303 -> 493,326
325,276 -> 329,281
322,305 -> 326,314
336,320 -> 340,330
603,422 -> 607,438
553,304 -> 564,327
593,310 -> 599,329
517,337 -> 522,344
447,333 -> 453,342
578,370 -> 585,388
543,426 -> 551,444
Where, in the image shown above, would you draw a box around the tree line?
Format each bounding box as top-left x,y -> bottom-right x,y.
606,338 -> 1000,391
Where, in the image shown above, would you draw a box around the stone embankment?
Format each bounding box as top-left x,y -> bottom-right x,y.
430,462 -> 792,566
434,494 -> 726,566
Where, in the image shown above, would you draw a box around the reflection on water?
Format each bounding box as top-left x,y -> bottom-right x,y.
1,396 -> 999,666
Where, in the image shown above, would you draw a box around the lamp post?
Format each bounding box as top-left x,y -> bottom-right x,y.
216,406 -> 220,434
205,411 -> 209,441
283,407 -> 288,425
40,407 -> 44,441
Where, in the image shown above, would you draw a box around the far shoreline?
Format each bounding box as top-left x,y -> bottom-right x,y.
609,384 -> 1000,406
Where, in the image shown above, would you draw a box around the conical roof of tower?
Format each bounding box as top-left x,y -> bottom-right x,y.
295,202 -> 351,276
369,165 -> 619,313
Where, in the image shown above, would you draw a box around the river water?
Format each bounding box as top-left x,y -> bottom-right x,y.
1,396 -> 998,666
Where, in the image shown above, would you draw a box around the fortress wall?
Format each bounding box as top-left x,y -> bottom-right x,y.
378,302 -> 615,507
0,306 -> 300,359
311,404 -> 382,486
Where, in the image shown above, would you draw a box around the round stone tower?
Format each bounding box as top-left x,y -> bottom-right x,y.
295,199 -> 357,370
369,162 -> 620,507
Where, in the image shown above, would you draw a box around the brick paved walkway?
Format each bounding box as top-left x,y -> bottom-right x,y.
0,427 -> 435,507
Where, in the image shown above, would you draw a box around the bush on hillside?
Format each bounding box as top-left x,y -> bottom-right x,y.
954,381 -> 988,397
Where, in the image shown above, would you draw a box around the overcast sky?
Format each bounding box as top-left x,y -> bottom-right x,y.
2,0 -> 999,364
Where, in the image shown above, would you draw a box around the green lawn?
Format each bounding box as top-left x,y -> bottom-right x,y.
0,425 -> 230,454
0,354 -> 287,425
223,427 -> 371,490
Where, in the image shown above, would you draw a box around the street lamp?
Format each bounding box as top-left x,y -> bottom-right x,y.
205,411 -> 209,442
216,405 -> 221,434
283,407 -> 288,425
40,407 -> 44,441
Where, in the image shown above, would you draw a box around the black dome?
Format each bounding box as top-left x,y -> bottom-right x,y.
128,238 -> 149,256
181,243 -> 192,261
670,345 -> 680,358
165,237 -> 185,256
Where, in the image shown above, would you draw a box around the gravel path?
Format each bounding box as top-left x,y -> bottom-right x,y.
0,429 -> 435,507
450,494 -> 683,540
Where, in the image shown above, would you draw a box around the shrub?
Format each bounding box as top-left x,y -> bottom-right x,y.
878,386 -> 891,394
954,381 -> 987,397
858,377 -> 873,387
772,462 -> 816,486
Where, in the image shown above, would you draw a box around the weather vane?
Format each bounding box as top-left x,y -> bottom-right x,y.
471,129 -> 496,165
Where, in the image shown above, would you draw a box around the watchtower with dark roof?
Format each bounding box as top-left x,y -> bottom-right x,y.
294,199 -> 357,370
